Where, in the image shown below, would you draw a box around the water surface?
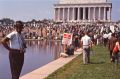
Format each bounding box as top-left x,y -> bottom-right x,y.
0,40 -> 63,79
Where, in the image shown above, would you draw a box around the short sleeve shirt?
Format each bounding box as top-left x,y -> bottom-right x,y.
81,35 -> 91,48
6,31 -> 24,50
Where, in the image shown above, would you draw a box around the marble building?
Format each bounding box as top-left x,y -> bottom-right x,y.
54,0 -> 112,23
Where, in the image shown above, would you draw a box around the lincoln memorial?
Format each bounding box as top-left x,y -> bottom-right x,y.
54,0 -> 112,23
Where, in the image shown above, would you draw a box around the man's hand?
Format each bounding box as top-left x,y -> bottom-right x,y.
1,37 -> 10,51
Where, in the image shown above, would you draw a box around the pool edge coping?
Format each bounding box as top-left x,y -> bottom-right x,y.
20,48 -> 82,79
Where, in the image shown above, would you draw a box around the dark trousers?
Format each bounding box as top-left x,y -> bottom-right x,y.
113,53 -> 119,62
110,50 -> 113,59
9,51 -> 24,79
103,38 -> 108,47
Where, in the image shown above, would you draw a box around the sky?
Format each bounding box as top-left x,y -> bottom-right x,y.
0,0 -> 120,22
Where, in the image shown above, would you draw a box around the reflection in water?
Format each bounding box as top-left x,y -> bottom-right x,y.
0,40 -> 63,79
26,40 -> 63,59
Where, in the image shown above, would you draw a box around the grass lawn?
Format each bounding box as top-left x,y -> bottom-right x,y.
45,45 -> 120,79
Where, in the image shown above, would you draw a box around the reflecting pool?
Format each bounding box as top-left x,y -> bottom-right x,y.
0,40 -> 63,79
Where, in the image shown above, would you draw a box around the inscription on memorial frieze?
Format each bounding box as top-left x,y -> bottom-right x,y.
59,0 -> 107,4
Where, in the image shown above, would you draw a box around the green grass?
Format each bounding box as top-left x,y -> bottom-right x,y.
45,46 -> 120,79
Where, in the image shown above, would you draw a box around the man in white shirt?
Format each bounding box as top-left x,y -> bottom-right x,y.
107,30 -> 112,40
81,31 -> 92,64
2,21 -> 26,79
103,32 -> 108,47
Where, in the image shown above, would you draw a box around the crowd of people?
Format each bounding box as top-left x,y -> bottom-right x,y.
0,19 -> 120,42
1,21 -> 120,48
0,21 -> 120,41
1,20 -> 120,79
1,21 -> 120,54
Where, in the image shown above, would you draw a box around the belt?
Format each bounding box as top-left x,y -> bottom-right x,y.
83,45 -> 89,46
10,48 -> 24,53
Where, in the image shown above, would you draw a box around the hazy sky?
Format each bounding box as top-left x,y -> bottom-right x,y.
0,0 -> 120,21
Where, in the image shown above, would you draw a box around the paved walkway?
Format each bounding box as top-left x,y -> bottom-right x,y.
20,49 -> 83,79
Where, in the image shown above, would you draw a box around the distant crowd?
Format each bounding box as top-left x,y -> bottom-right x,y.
1,20 -> 120,79
1,21 -> 120,63
0,22 -> 120,45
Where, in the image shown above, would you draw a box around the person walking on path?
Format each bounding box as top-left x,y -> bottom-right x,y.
1,21 -> 27,79
112,40 -> 120,64
81,31 -> 92,64
108,33 -> 117,62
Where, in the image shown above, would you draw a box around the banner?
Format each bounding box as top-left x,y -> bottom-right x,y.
62,33 -> 73,45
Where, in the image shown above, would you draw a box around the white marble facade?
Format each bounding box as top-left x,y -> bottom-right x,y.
60,0 -> 107,4
54,0 -> 112,22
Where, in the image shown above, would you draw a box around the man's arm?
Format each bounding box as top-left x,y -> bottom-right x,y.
80,40 -> 83,48
1,37 -> 10,51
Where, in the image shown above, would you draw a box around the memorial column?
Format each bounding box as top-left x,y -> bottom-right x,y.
93,7 -> 96,21
72,7 -> 75,21
67,7 -> 70,21
104,7 -> 106,21
108,7 -> 112,22
63,8 -> 65,22
98,7 -> 101,21
57,8 -> 60,21
54,8 -> 56,21
88,7 -> 91,22
78,7 -> 80,21
83,7 -> 85,21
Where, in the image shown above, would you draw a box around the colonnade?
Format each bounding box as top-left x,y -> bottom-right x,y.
54,6 -> 112,22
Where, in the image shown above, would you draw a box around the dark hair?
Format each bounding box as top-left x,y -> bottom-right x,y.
14,21 -> 23,28
111,33 -> 115,37
84,31 -> 88,35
